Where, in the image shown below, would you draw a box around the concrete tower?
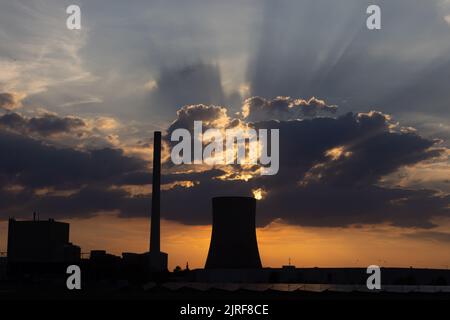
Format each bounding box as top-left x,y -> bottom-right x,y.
150,131 -> 161,252
205,197 -> 262,269
148,131 -> 168,272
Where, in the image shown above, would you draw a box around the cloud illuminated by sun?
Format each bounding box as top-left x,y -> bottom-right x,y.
252,187 -> 267,200
325,146 -> 352,160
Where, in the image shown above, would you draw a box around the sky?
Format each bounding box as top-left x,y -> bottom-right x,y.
0,0 -> 449,270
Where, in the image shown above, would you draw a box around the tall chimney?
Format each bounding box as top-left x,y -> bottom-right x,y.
150,131 -> 161,253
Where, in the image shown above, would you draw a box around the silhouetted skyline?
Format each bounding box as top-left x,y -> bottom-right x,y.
1,0 -> 450,271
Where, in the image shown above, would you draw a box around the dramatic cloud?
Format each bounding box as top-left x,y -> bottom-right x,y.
0,122 -> 156,220
167,104 -> 230,132
0,0 -> 449,234
0,112 -> 86,136
0,92 -> 23,110
0,96 -> 447,229
157,102 -> 449,228
0,128 -> 145,190
242,96 -> 337,122
0,183 -> 150,220
0,111 -> 129,154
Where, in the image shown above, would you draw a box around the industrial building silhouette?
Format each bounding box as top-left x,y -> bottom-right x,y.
1,130 -> 265,280
2,131 -> 170,280
7,217 -> 80,264
206,196 -> 262,269
2,131 -> 450,293
147,131 -> 168,272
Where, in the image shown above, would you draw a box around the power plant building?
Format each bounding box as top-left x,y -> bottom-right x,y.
147,131 -> 168,272
205,196 -> 262,269
7,217 -> 80,263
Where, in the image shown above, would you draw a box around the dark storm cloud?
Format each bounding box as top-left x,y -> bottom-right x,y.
0,112 -> 86,136
243,96 -> 337,122
162,104 -> 232,162
167,104 -> 229,132
160,172 -> 449,229
254,185 -> 449,229
31,185 -> 149,219
0,184 -> 150,220
0,127 -> 152,220
0,93 -> 22,110
247,111 -> 404,185
0,101 -> 448,229
158,108 -> 449,228
248,0 -> 450,118
0,129 -> 145,189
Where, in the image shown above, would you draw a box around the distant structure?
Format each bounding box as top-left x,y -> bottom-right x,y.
147,131 -> 168,272
205,197 -> 262,269
7,215 -> 80,263
282,257 -> 296,270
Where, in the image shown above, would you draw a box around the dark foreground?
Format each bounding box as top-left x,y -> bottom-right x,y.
2,284 -> 449,319
2,283 -> 450,300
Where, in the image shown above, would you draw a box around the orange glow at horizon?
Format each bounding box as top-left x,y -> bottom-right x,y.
1,215 -> 450,271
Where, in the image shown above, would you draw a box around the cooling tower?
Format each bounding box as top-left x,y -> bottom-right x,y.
205,197 -> 262,269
